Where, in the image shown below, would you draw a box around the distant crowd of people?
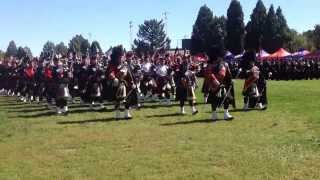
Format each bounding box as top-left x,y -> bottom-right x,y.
228,58 -> 320,81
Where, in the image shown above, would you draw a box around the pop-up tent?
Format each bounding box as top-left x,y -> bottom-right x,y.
305,50 -> 320,58
224,51 -> 233,57
292,49 -> 310,57
257,49 -> 270,59
267,48 -> 291,59
234,51 -> 246,59
224,51 -> 234,62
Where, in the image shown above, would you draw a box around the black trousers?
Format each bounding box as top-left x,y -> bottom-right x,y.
56,98 -> 67,108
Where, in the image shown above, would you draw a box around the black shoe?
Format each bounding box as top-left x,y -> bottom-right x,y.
192,110 -> 199,115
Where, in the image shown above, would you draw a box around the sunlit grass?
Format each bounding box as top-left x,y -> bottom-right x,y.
0,79 -> 319,179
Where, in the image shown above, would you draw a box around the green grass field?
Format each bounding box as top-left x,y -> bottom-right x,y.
0,80 -> 319,180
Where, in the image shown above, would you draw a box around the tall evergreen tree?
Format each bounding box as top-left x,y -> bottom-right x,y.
80,40 -> 90,56
226,0 -> 245,55
5,40 -> 18,57
206,15 -> 227,59
245,0 -> 267,51
275,7 -> 291,51
262,5 -> 278,53
90,41 -> 103,56
17,47 -> 26,60
133,19 -> 170,55
191,5 -> 214,55
17,46 -> 33,59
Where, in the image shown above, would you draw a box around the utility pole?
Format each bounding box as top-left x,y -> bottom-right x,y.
129,21 -> 133,50
88,33 -> 92,43
162,11 -> 169,35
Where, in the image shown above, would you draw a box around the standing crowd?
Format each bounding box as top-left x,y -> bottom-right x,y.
228,58 -> 320,81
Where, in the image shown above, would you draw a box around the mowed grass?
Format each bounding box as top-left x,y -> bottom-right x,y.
0,79 -> 319,180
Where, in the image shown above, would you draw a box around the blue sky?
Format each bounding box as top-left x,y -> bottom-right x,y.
0,0 -> 319,55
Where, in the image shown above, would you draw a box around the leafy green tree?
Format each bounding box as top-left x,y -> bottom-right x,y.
55,42 -> 68,57
41,41 -> 55,59
0,50 -> 6,60
69,35 -> 90,56
262,5 -> 278,53
133,19 -> 170,54
226,0 -> 245,55
286,29 -> 307,52
5,40 -> 18,57
301,30 -> 315,51
245,0 -> 267,51
313,25 -> 320,50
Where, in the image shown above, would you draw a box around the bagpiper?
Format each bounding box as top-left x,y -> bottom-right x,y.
204,49 -> 234,121
52,57 -> 71,115
241,51 -> 267,111
85,55 -> 105,110
23,59 -> 36,102
155,57 -> 172,105
105,46 -> 136,120
175,56 -> 198,115
34,59 -> 46,103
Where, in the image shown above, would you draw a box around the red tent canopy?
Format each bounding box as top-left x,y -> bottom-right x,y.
267,48 -> 291,59
193,53 -> 208,62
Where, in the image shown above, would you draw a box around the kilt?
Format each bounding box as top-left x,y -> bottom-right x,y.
176,86 -> 187,101
156,76 -> 169,94
207,87 -> 227,105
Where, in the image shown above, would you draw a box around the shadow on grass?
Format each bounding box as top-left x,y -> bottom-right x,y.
141,102 -> 207,110
141,103 -> 179,109
146,113 -> 182,118
0,104 -> 42,110
229,108 -> 246,113
8,107 -> 49,113
11,108 -> 115,119
68,108 -> 114,114
0,102 -> 29,107
230,107 -> 268,113
57,117 -> 120,125
11,111 -> 56,119
161,119 -> 230,126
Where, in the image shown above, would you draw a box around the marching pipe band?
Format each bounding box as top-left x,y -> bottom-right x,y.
0,47 -> 267,121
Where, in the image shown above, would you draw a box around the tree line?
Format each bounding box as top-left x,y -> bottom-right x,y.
191,0 -> 320,56
2,18 -> 170,59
